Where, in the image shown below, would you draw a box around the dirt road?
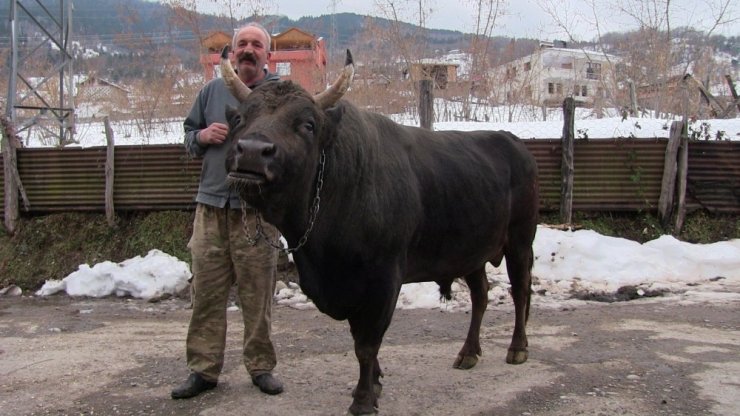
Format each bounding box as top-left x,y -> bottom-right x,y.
1,293 -> 738,416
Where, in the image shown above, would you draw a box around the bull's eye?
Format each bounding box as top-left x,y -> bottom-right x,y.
228,113 -> 242,126
304,121 -> 315,133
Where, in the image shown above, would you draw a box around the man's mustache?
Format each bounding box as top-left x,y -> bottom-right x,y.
237,52 -> 257,65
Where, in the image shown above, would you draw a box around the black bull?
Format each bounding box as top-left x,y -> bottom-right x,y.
221,49 -> 539,415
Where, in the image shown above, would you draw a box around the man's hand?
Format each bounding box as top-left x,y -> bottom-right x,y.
198,122 -> 229,145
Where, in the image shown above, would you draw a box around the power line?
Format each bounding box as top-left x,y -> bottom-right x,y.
0,30 -> 202,49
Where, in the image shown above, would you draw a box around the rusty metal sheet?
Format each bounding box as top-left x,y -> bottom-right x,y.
0,140 -> 737,217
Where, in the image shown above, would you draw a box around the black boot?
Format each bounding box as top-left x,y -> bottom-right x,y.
252,373 -> 284,395
171,372 -> 217,399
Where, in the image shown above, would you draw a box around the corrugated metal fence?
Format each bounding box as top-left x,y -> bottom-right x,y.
1,140 -> 738,216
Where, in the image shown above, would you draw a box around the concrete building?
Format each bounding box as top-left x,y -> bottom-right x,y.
490,41 -> 618,107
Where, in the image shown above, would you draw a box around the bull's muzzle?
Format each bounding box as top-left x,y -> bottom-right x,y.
228,137 -> 277,184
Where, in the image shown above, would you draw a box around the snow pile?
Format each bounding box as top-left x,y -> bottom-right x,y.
36,249 -> 191,300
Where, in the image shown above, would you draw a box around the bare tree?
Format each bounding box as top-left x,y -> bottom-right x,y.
372,0 -> 433,77
539,0 -> 738,118
345,1 -> 435,123
461,0 -> 506,120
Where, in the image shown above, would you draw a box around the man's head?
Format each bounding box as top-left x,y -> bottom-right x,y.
231,22 -> 272,86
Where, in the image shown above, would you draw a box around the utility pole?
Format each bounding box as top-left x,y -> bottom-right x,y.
5,0 -> 75,147
330,0 -> 338,61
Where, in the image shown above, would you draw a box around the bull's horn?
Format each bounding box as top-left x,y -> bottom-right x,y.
220,45 -> 252,102
314,49 -> 355,109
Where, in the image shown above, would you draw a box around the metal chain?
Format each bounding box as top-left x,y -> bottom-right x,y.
240,150 -> 326,254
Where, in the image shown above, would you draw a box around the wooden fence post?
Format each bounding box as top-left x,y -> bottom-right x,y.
658,120 -> 683,229
1,114 -> 20,234
418,79 -> 433,130
723,75 -> 740,116
104,117 -> 115,226
628,80 -> 638,116
560,97 -> 575,225
674,128 -> 689,233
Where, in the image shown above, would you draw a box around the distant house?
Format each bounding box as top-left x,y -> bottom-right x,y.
268,27 -> 327,94
408,60 -> 459,89
490,41 -> 618,107
74,74 -> 131,119
634,74 -> 686,111
199,27 -> 327,94
199,31 -> 232,81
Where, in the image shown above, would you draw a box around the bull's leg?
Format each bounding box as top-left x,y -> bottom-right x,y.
347,330 -> 381,415
346,280 -> 399,415
351,357 -> 384,399
504,243 -> 534,365
453,267 -> 489,369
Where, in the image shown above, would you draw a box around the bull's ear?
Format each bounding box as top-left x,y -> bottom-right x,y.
225,105 -> 240,126
322,105 -> 345,148
325,104 -> 345,125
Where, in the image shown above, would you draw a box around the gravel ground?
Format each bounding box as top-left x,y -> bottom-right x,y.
1,292 -> 738,416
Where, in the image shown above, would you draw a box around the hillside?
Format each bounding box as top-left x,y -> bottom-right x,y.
0,0 -> 479,60
2,0 -> 735,80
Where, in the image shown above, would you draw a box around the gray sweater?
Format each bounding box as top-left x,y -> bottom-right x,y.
184,71 -> 280,208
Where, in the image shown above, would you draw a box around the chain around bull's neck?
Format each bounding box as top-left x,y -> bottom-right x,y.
240,150 -> 326,254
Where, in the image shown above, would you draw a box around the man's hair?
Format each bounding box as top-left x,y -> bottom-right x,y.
233,22 -> 272,52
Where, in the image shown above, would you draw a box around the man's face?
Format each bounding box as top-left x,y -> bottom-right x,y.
232,26 -> 271,85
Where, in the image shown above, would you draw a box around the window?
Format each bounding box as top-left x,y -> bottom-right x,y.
574,85 -> 580,96
586,62 -> 601,80
276,62 -> 291,76
581,85 -> 588,97
548,82 -> 563,95
561,61 -> 573,69
524,61 -> 531,71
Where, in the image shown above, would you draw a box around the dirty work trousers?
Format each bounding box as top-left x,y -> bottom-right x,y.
185,203 -> 279,382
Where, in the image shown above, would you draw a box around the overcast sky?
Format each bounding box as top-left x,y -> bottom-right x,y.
184,0 -> 739,41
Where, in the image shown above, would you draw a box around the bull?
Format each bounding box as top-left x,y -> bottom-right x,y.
221,47 -> 539,415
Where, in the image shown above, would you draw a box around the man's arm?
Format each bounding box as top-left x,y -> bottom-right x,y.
184,99 -> 208,158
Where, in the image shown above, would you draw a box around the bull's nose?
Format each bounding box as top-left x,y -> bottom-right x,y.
236,139 -> 276,158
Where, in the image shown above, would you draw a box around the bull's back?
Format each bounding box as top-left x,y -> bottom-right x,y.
404,129 -> 538,282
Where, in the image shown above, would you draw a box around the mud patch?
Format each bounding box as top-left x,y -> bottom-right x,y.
570,284 -> 673,302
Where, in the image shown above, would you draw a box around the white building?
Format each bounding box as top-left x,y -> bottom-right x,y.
491,41 -> 619,108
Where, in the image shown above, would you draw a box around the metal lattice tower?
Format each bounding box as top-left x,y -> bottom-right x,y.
5,0 -> 75,146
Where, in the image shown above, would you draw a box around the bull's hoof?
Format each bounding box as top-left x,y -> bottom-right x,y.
506,348 -> 528,364
351,383 -> 382,398
347,402 -> 378,415
453,354 -> 479,369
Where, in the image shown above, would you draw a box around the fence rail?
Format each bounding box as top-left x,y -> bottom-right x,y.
0,140 -> 738,220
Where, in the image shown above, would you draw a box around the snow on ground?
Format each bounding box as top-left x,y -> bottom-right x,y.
34,225 -> 740,311
19,103 -> 740,148
15,101 -> 740,309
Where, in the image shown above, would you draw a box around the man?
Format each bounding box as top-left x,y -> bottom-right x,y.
171,22 -> 283,400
